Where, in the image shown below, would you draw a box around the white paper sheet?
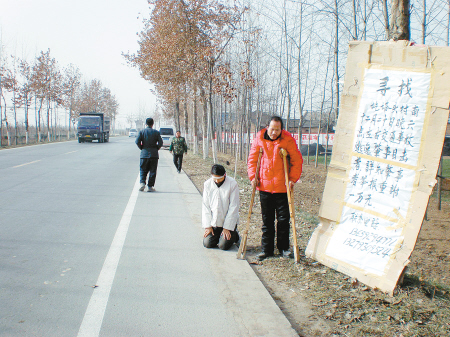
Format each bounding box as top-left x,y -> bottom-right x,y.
324,69 -> 430,276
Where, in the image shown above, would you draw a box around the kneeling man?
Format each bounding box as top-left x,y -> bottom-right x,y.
202,164 -> 239,250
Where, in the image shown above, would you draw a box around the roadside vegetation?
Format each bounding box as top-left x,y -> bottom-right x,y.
0,50 -> 119,147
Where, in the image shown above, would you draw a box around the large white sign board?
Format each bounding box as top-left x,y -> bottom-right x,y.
306,41 -> 450,294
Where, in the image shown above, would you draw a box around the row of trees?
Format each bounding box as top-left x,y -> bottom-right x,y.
125,0 -> 242,162
0,48 -> 119,146
127,0 -> 450,164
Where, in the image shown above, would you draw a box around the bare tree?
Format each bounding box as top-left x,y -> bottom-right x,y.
17,58 -> 34,144
1,56 -> 16,146
448,0 -> 450,46
382,0 -> 391,39
62,64 -> 81,138
411,0 -> 443,44
334,0 -> 341,119
352,0 -> 358,39
4,55 -> 21,145
31,49 -> 59,142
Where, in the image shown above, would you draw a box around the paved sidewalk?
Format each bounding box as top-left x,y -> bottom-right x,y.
121,150 -> 299,337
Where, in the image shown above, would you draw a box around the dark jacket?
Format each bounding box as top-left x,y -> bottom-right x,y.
136,127 -> 163,158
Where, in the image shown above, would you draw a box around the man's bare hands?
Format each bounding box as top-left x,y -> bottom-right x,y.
289,180 -> 295,191
221,228 -> 231,240
204,227 -> 232,240
251,178 -> 259,189
203,227 -> 213,238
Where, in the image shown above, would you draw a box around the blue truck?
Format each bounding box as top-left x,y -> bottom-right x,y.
77,112 -> 111,143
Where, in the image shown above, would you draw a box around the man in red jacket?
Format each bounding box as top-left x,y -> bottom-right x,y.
247,116 -> 303,261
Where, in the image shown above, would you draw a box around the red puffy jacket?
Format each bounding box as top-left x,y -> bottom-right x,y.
248,129 -> 303,193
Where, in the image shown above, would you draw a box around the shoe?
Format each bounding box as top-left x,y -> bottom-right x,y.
257,252 -> 274,261
147,186 -> 155,192
139,183 -> 145,191
177,170 -> 181,173
281,250 -> 293,258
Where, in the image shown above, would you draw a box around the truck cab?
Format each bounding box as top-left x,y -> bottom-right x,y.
77,113 -> 110,143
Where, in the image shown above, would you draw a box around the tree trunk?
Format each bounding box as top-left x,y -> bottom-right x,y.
447,1 -> 450,46
422,0 -> 426,44
363,0 -> 367,40
353,0 -> 358,40
315,111 -> 322,168
208,71 -> 217,164
326,54 -> 336,169
193,88 -> 199,154
68,96 -> 73,136
25,96 -> 29,144
215,99 -> 220,152
47,100 -> 51,142
284,0 -> 291,130
208,95 -> 217,164
184,91 -> 188,137
325,110 -> 332,168
382,0 -> 390,39
307,110 -> 311,165
239,100 -> 244,161
1,94 -> 10,146
175,100 -> 181,131
335,0 -> 340,119
246,88 -> 252,161
390,0 -> 410,40
317,47 -> 333,168
234,118 -> 242,179
223,100 -> 227,154
201,88 -> 208,159
297,13 -> 313,151
13,88 -> 18,145
34,96 -> 38,142
230,127 -> 233,156
297,2 -> 303,151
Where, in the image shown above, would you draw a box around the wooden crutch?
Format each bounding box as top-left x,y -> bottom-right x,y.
237,147 -> 263,259
280,148 -> 300,263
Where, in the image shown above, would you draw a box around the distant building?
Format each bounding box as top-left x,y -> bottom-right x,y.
282,111 -> 336,134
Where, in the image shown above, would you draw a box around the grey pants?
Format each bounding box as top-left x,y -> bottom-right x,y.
203,227 -> 238,250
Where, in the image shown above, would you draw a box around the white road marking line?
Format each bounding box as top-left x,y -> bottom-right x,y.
65,150 -> 78,154
77,174 -> 140,337
12,160 -> 41,168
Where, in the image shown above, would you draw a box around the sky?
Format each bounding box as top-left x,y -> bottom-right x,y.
0,0 -> 157,129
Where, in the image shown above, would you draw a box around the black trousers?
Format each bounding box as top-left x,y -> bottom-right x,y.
173,154 -> 183,171
259,191 -> 290,254
140,158 -> 158,187
203,227 -> 238,250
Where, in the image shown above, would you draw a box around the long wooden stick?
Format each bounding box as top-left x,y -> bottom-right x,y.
237,147 -> 263,259
280,148 -> 300,263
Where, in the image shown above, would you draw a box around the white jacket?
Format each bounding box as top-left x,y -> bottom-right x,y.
202,176 -> 240,230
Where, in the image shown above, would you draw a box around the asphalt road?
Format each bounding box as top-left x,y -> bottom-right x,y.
0,137 -> 298,337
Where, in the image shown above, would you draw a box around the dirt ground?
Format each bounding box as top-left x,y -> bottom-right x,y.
182,149 -> 450,337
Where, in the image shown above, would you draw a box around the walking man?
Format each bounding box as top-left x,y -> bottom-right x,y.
247,116 -> 303,261
202,164 -> 240,250
136,118 -> 163,192
169,131 -> 188,173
